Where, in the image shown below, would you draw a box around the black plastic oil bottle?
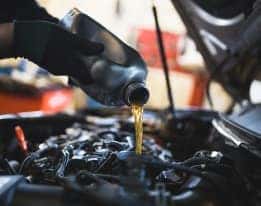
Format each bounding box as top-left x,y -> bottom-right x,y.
60,8 -> 149,107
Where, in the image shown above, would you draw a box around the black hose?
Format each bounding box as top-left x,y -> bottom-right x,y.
12,184 -> 64,206
19,155 -> 36,174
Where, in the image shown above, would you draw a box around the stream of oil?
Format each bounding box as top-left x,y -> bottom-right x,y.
131,105 -> 144,155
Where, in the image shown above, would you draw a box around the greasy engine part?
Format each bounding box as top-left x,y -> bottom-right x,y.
161,109 -> 219,160
0,109 -> 258,206
18,121 -> 172,182
210,101 -> 261,193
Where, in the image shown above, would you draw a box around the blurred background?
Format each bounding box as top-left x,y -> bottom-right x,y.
0,0 -> 248,114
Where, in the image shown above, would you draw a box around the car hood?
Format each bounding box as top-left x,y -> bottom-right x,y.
170,0 -> 258,101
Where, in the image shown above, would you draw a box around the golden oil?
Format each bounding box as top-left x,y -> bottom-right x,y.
131,105 -> 144,155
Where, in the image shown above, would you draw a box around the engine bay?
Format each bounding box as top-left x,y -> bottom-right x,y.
0,107 -> 260,206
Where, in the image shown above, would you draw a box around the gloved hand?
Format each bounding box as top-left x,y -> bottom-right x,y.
13,21 -> 104,84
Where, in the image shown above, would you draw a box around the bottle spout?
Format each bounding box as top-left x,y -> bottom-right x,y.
124,82 -> 150,106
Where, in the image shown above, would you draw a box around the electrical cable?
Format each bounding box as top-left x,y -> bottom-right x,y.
19,155 -> 35,174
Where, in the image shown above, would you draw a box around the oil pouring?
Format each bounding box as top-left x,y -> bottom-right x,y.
131,105 -> 144,155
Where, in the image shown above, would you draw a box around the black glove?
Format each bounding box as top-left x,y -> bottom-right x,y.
0,0 -> 58,23
13,21 -> 104,84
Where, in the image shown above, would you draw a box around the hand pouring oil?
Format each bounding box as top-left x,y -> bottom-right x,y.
131,105 -> 144,155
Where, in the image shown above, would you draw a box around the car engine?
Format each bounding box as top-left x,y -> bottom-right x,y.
0,106 -> 260,206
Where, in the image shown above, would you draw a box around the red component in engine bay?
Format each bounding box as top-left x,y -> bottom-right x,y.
14,125 -> 28,156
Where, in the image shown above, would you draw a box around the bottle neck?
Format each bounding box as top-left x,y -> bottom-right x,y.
124,82 -> 149,106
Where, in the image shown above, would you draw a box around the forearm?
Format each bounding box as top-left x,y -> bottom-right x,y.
0,23 -> 14,58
